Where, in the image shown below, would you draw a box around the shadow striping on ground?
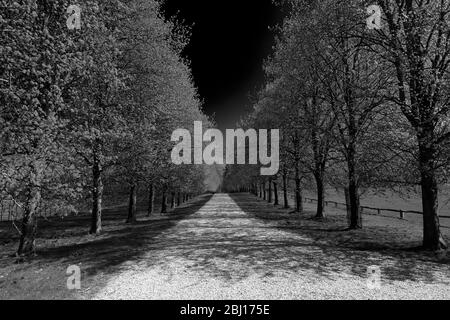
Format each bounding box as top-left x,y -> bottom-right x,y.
224,193 -> 449,284
0,194 -> 213,298
0,192 -> 448,299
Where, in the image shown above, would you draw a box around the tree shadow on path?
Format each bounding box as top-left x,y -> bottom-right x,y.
0,193 -> 213,299
225,193 -> 449,284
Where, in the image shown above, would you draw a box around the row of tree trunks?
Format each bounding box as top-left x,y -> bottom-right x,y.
237,185 -> 254,193
249,166 -> 329,220
159,190 -> 194,214
253,179 -> 283,209
248,144 -> 444,251
126,184 -> 196,221
254,173 -> 323,218
251,167 -> 325,218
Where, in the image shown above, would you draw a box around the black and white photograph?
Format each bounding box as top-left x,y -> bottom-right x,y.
0,0 -> 449,307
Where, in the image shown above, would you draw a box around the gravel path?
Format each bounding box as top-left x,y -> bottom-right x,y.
92,193 -> 450,300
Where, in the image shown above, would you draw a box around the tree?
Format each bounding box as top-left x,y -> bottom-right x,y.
367,0 -> 450,250
0,0 -> 85,255
68,0 -> 129,234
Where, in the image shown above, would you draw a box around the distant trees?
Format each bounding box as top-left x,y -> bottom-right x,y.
1,0 -> 209,256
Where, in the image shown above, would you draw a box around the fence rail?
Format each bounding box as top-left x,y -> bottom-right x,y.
304,197 -> 450,220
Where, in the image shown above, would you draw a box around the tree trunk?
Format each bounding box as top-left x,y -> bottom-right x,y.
294,163 -> 303,213
263,182 -> 267,200
314,171 -> 325,219
90,160 -> 103,234
418,129 -> 447,250
161,190 -> 167,214
170,192 -> 175,209
177,192 -> 181,207
347,147 -> 362,229
147,184 -> 154,216
127,184 -> 137,223
283,171 -> 289,209
273,180 -> 279,205
268,179 -> 272,203
17,166 -> 41,256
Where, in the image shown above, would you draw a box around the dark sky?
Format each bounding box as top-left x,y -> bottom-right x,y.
162,0 -> 283,129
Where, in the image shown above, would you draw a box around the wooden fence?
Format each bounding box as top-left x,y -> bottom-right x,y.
304,197 -> 450,220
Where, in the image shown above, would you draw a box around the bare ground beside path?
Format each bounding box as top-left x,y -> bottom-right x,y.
90,193 -> 449,300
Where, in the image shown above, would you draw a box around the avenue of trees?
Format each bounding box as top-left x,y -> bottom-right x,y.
0,0 -> 209,256
223,0 -> 450,251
